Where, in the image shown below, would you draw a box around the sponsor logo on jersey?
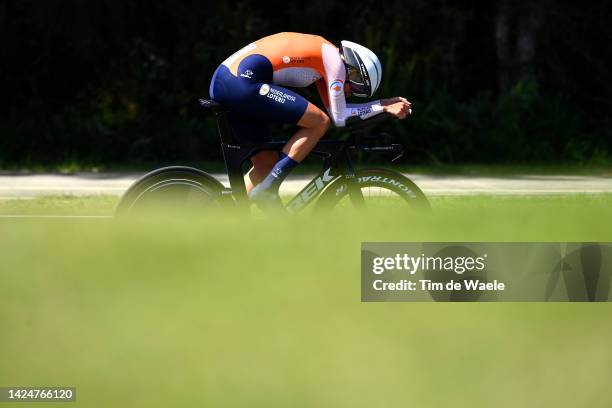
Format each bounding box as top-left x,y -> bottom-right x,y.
329,80 -> 344,96
351,106 -> 373,116
263,87 -> 297,104
282,56 -> 307,64
240,69 -> 254,79
259,84 -> 270,96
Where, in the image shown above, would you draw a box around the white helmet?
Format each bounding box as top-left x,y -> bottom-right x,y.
340,40 -> 382,98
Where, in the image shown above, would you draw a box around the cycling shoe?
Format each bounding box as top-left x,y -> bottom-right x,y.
248,185 -> 286,214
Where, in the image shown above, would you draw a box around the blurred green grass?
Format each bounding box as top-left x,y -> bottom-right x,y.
1,195 -> 612,407
0,195 -> 117,215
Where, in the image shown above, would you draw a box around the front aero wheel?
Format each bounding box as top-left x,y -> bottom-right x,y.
314,168 -> 430,212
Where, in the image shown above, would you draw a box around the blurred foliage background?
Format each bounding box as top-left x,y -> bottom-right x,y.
2,0 -> 612,167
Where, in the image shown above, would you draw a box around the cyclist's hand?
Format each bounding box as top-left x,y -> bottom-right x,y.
381,97 -> 412,119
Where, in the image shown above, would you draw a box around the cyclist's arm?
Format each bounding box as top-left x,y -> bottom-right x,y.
319,43 -> 347,127
317,85 -> 386,125
345,101 -> 385,120
320,44 -> 385,127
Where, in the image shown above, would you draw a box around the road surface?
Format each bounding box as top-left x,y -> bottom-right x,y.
0,172 -> 610,198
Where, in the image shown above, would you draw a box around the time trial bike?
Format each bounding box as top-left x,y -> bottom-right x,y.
115,98 -> 430,215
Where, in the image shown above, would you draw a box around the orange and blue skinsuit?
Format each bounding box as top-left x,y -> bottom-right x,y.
209,32 -> 384,142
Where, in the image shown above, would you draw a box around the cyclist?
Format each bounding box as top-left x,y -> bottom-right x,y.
209,32 -> 412,212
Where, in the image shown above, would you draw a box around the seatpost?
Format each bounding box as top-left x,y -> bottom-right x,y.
214,111 -> 249,206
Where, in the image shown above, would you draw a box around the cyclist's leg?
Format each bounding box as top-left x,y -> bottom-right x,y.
245,89 -> 331,212
246,151 -> 278,193
243,104 -> 328,194
247,99 -> 329,209
222,111 -> 277,193
283,103 -> 330,162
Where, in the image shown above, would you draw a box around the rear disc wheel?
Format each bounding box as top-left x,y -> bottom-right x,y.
115,166 -> 226,216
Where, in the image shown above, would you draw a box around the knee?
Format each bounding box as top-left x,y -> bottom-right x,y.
298,104 -> 331,136
319,112 -> 331,132
311,110 -> 330,135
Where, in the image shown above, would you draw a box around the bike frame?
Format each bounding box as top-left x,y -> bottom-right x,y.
204,99 -> 403,213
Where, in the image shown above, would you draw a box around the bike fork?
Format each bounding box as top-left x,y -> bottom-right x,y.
347,176 -> 366,209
